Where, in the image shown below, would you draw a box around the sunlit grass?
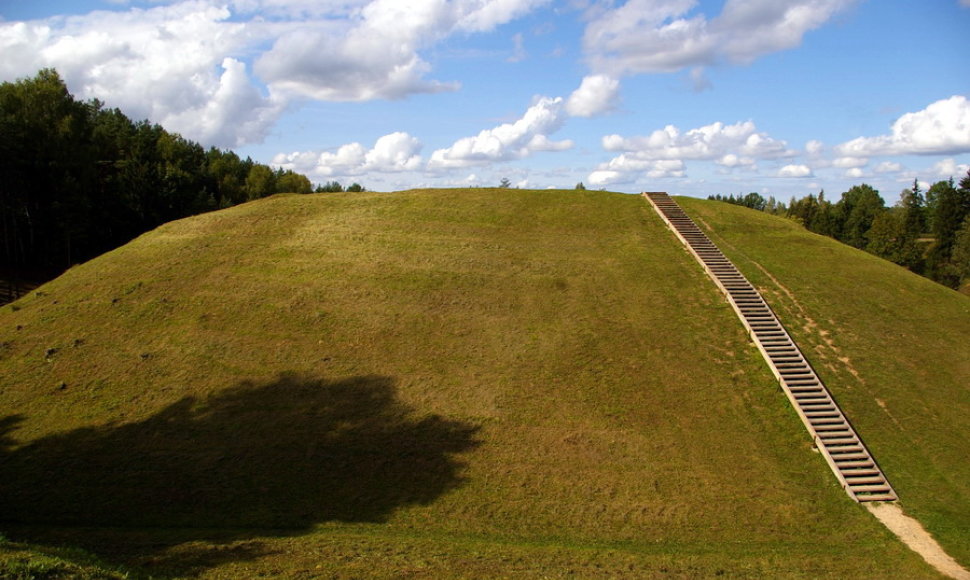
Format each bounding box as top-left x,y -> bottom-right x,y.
0,189 -> 950,578
681,195 -> 970,568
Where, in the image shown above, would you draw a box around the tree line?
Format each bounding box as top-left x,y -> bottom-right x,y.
710,176 -> 970,290
707,192 -> 786,214
0,69 -> 362,291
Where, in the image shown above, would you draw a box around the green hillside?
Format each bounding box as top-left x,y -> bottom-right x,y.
0,188 -> 963,578
680,196 -> 970,568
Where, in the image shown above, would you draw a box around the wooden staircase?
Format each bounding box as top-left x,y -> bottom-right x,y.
644,192 -> 896,503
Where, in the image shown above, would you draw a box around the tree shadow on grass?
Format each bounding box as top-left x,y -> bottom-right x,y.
0,373 -> 480,576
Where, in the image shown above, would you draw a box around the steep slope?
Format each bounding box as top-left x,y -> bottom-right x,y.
0,189 -> 950,578
680,196 -> 970,569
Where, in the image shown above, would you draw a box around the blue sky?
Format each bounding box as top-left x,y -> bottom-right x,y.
2,0 -> 968,200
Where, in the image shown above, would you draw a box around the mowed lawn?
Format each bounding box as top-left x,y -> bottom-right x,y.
681,195 -> 970,570
0,189 -> 944,578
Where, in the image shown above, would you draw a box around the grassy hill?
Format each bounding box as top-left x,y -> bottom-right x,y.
0,188 -> 965,578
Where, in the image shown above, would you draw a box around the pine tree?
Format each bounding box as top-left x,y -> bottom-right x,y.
838,184 -> 885,249
926,177 -> 969,287
901,178 -> 926,238
950,216 -> 970,286
896,180 -> 926,273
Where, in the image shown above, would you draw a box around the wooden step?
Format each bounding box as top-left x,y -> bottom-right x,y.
643,192 -> 896,504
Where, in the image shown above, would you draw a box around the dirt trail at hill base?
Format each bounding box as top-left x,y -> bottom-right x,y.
867,503 -> 970,580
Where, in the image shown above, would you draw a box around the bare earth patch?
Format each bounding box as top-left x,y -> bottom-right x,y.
694,216 -> 866,382
867,503 -> 970,580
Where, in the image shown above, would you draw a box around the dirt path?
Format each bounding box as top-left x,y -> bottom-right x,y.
867,503 -> 970,580
693,215 -> 867,383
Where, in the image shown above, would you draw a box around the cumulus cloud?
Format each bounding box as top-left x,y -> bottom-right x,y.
425,72 -> 625,174
589,157 -> 685,186
257,0 -> 551,101
589,119 -> 792,184
778,164 -> 813,178
836,95 -> 970,157
274,71 -> 615,180
805,140 -> 825,155
873,161 -> 902,174
583,0 -> 857,77
166,58 -> 288,147
565,74 -> 620,117
255,30 -> 455,102
229,0 -> 370,19
428,96 -> 572,169
0,0 -> 551,147
931,158 -> 970,179
272,131 -> 423,177
832,156 -> 868,168
587,170 -> 625,186
602,120 -> 792,160
715,153 -> 755,168
0,3 -> 283,147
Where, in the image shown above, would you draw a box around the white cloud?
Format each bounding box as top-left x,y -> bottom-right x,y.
837,95 -> 970,156
428,96 -> 572,169
272,131 -> 423,177
0,3 -> 282,147
588,155 -> 685,186
255,28 -> 456,102
0,0 -> 551,147
229,0 -> 371,19
588,170 -> 625,186
254,0 -> 454,102
874,161 -> 902,174
426,72 -> 623,174
602,120 -> 792,160
166,58 -> 287,147
714,0 -> 855,63
583,0 -> 857,77
365,132 -> 425,171
256,0 -> 551,101
0,23 -> 49,79
931,158 -> 970,179
715,153 -> 755,168
844,167 -> 864,179
454,0 -> 551,33
806,140 -> 825,155
591,119 -> 791,183
778,164 -> 813,178
565,74 -> 620,117
833,156 -> 868,168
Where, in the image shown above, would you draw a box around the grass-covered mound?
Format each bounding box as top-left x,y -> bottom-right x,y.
0,189 -> 954,578
681,196 -> 970,570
